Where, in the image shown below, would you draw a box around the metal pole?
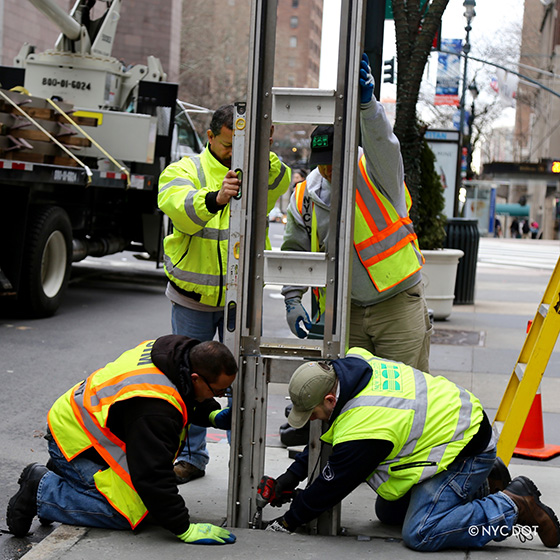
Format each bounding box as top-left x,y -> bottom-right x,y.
454,1 -> 475,216
364,0 -> 387,101
458,18 -> 471,153
466,98 -> 475,178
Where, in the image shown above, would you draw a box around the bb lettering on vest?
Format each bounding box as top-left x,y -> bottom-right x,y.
137,341 -> 155,366
371,362 -> 402,393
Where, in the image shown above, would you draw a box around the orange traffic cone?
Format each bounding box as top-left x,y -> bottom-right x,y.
513,389 -> 560,460
513,319 -> 560,460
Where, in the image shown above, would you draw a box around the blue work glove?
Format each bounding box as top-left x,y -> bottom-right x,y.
360,53 -> 374,104
285,297 -> 312,339
177,523 -> 236,544
209,407 -> 231,430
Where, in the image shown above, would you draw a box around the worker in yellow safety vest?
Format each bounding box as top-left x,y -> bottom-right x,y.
7,336 -> 237,545
282,54 -> 431,372
158,104 -> 291,485
261,350 -> 560,551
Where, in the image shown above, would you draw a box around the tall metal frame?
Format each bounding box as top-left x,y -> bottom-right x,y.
225,0 -> 366,534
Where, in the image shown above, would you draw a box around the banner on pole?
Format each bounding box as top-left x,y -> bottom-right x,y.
435,39 -> 462,106
490,69 -> 517,107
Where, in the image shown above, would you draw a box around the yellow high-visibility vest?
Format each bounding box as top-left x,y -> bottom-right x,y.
48,340 -> 188,528
293,158 -> 423,318
322,347 -> 484,500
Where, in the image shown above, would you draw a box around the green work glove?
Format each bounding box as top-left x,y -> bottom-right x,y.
177,523 -> 236,545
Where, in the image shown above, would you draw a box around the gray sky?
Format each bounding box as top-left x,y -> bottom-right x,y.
320,0 -> 525,90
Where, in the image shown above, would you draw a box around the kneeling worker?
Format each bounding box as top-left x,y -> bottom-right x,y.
7,335 -> 237,545
262,350 -> 560,551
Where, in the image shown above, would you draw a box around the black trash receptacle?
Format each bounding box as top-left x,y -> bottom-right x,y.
444,218 -> 480,305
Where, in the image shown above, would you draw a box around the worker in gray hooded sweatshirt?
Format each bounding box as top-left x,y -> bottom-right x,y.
281,53 -> 431,372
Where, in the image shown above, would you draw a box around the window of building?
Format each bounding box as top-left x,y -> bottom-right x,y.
289,36 -> 297,48
290,16 -> 298,28
292,0 -> 299,7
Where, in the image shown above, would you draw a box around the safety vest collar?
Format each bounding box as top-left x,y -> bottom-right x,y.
201,145 -> 229,180
163,253 -> 224,287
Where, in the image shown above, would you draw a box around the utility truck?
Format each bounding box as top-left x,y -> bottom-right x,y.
0,0 -> 205,317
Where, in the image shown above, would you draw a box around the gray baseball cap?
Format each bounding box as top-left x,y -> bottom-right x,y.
287,361 -> 336,429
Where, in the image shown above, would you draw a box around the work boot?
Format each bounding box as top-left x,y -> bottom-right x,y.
173,461 -> 205,485
487,456 -> 511,494
503,476 -> 560,548
7,463 -> 49,537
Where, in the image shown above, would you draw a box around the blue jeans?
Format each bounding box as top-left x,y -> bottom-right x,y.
401,448 -> 518,551
171,302 -> 224,470
37,436 -> 130,530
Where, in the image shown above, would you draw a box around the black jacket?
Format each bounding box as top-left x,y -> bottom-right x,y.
78,335 -> 220,535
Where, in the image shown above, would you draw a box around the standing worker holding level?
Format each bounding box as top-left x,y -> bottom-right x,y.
262,351 -> 560,550
6,335 -> 237,545
158,105 -> 291,484
282,54 -> 431,372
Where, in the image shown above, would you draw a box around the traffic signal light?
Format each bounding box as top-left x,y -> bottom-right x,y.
551,160 -> 560,173
383,58 -> 395,84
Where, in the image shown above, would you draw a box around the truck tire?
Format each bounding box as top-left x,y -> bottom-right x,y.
22,206 -> 72,317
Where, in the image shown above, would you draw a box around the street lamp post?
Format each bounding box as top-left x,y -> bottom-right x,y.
454,0 -> 476,215
466,81 -> 479,179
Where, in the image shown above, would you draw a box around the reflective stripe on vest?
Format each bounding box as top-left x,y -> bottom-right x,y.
270,160 -> 288,192
182,156 -> 208,226
49,341 -> 188,528
294,181 -> 324,320
72,370 -> 186,488
294,166 -> 422,301
355,155 -> 422,283
325,348 -> 482,500
163,253 -> 224,287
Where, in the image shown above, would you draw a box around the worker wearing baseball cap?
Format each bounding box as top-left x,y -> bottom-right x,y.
262,349 -> 560,551
281,54 -> 431,374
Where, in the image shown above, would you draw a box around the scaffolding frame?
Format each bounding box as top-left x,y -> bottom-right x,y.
224,0 -> 366,535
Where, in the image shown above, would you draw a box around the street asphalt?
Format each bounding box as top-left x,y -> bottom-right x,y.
10,240 -> 560,559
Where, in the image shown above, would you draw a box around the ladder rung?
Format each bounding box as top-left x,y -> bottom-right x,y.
495,254 -> 560,464
272,87 -> 336,124
264,250 -> 327,286
260,339 -> 324,354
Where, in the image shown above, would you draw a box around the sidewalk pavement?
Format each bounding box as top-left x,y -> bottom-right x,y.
21,262 -> 560,559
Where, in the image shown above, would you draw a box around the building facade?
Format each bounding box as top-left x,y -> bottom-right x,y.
486,0 -> 560,239
275,0 -> 322,88
515,0 -> 560,163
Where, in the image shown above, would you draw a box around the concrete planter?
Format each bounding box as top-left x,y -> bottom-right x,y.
421,248 -> 464,320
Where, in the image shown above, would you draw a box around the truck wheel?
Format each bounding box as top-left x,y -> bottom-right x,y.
22,206 -> 72,317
